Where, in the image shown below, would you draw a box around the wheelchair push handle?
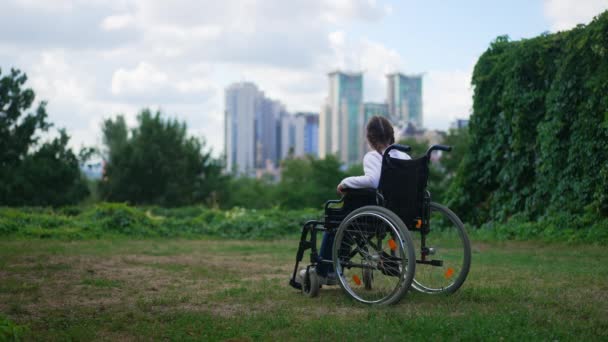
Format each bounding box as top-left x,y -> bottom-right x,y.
425,144 -> 452,159
383,144 -> 412,156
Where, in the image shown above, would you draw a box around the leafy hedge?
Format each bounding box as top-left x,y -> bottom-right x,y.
0,203 -> 320,240
1,203 -> 607,244
447,12 -> 608,230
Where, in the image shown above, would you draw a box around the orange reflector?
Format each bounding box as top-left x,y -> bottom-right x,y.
353,275 -> 362,285
445,268 -> 455,279
388,239 -> 397,251
415,219 -> 422,229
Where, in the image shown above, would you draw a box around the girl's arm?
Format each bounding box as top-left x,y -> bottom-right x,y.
338,153 -> 382,189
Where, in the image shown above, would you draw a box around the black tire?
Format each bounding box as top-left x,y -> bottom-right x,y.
411,202 -> 471,294
302,268 -> 320,297
332,206 -> 416,305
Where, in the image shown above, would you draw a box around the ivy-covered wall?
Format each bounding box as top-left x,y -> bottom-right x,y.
447,11 -> 608,226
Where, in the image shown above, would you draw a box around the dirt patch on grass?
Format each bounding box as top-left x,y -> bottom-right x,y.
0,243 -> 296,320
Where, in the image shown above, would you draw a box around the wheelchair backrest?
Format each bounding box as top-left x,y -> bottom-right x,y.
378,149 -> 429,228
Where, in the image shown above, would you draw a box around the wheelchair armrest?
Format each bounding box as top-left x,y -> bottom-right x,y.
324,198 -> 343,210
341,188 -> 378,196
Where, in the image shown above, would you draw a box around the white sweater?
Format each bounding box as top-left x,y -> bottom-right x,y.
340,149 -> 411,189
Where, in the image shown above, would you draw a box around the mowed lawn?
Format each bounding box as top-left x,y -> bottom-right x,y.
0,238 -> 607,341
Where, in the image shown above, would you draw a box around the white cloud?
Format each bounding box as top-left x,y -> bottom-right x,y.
544,0 -> 608,31
101,14 -> 134,31
321,0 -> 391,23
110,62 -> 216,104
5,0 -> 466,157
111,62 -> 168,95
423,68 -> 473,130
324,32 -> 404,102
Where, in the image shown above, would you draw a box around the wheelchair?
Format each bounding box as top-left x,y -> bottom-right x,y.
289,144 -> 471,305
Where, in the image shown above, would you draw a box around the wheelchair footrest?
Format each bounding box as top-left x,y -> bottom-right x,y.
289,279 -> 302,290
416,259 -> 443,267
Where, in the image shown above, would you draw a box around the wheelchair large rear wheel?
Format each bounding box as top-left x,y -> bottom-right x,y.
412,202 -> 471,294
332,206 -> 416,305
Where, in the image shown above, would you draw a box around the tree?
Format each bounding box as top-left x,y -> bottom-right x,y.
98,109 -> 227,206
259,154 -> 347,209
397,137 -> 428,157
223,176 -> 278,209
440,128 -> 469,179
0,68 -> 88,206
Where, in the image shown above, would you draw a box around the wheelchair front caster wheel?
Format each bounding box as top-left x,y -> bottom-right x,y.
302,268 -> 320,297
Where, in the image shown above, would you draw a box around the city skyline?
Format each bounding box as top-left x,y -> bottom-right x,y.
1,0 -> 605,157
228,68 -> 425,173
225,81 -> 320,176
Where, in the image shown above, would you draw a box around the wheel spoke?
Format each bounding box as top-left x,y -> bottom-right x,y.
411,202 -> 471,294
333,207 -> 416,305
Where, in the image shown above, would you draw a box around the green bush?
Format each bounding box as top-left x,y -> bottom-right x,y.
447,11 -> 608,233
0,315 -> 28,341
0,204 -> 320,240
80,203 -> 158,236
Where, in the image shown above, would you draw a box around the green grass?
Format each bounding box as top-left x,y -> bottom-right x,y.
0,238 -> 606,341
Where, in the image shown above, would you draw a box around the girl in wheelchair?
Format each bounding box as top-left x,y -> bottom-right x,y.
291,116 -> 471,305
311,116 -> 411,284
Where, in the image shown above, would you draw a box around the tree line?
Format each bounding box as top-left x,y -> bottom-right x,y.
0,67 -> 467,209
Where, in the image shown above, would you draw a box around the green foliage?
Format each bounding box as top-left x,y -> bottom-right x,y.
0,204 -> 319,240
0,68 -> 89,206
0,315 -> 28,341
278,155 -> 346,209
447,12 -> 608,228
398,133 -> 470,203
474,207 -> 608,244
222,176 -> 279,209
98,109 -> 228,206
397,137 -> 428,157
222,155 -> 348,210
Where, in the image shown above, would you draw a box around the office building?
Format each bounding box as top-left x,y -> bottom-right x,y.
360,102 -> 390,154
302,113 -> 319,156
319,71 -> 363,165
225,82 -> 284,175
225,82 -> 260,175
280,112 -> 319,159
362,102 -> 389,123
387,73 -> 423,128
450,118 -> 469,129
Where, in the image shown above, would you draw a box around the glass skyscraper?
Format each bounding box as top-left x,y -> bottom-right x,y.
225,82 -> 284,176
320,71 -> 363,165
362,102 -> 389,123
387,73 -> 423,128
360,102 -> 390,156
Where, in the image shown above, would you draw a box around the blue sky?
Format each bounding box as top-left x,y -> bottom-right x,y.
353,0 -> 550,71
0,0 -> 606,155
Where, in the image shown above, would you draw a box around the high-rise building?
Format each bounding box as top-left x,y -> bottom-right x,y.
225,82 -> 284,175
280,112 -> 319,159
387,73 -> 423,128
256,97 -> 284,168
362,102 -> 389,124
450,118 -> 469,129
360,102 -> 390,155
280,113 -> 302,159
319,71 -> 363,165
302,113 -> 319,156
225,82 -> 260,175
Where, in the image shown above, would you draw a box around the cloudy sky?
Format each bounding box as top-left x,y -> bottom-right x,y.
1,0 -> 606,155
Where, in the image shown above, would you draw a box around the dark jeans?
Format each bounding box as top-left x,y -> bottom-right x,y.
317,231 -> 335,277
